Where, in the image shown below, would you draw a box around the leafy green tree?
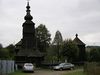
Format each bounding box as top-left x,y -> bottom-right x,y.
44,46 -> 58,63
89,48 -> 100,62
0,48 -> 10,59
0,43 -> 3,59
0,43 -> 3,49
36,24 -> 51,52
52,30 -> 63,45
0,43 -> 8,59
62,39 -> 79,62
0,44 -> 15,59
52,30 -> 63,62
6,44 -> 15,59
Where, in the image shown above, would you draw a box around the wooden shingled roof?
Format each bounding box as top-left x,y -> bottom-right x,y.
15,40 -> 22,46
17,49 -> 44,57
73,34 -> 85,45
15,40 -> 44,57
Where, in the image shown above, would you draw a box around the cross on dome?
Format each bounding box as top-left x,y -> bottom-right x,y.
24,0 -> 33,20
76,34 -> 78,37
27,0 -> 30,2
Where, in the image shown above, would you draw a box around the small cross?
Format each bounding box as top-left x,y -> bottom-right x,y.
76,34 -> 78,37
27,0 -> 30,2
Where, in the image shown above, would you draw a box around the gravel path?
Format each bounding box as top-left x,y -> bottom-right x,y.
29,69 -> 82,75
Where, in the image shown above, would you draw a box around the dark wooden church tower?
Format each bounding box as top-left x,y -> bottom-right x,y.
15,1 -> 44,66
73,34 -> 86,63
22,1 -> 35,50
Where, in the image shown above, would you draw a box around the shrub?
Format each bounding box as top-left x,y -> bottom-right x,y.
84,62 -> 100,75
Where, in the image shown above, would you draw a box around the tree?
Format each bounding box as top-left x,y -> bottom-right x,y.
0,44 -> 15,59
0,43 -> 3,59
0,43 -> 3,49
0,43 -> 10,59
44,46 -> 58,63
52,30 -> 63,62
6,44 -> 15,59
52,30 -> 63,45
0,48 -> 10,59
62,39 -> 79,62
89,48 -> 100,62
36,24 -> 51,52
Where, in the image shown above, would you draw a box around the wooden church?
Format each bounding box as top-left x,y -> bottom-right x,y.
15,1 -> 44,67
73,34 -> 86,63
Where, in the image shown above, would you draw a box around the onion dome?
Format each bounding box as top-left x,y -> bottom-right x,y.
24,1 -> 33,20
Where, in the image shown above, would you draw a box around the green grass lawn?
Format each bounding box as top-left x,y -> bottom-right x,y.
64,70 -> 86,75
8,70 -> 33,75
9,69 -> 86,75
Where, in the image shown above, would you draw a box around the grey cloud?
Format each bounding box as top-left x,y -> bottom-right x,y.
0,0 -> 100,46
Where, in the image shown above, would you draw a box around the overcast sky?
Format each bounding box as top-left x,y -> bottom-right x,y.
0,0 -> 100,47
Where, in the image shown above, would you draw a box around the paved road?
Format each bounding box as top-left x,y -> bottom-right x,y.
28,69 -> 82,75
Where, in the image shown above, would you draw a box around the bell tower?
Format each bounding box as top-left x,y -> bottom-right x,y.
15,1 -> 44,67
22,1 -> 35,49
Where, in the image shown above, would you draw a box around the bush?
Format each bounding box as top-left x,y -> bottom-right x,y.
84,62 -> 100,75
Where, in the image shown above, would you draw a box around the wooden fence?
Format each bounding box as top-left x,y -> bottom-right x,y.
0,60 -> 15,75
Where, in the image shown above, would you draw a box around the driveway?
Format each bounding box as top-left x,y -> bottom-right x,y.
29,69 -> 82,75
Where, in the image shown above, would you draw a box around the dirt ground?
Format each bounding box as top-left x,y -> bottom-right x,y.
28,69 -> 82,75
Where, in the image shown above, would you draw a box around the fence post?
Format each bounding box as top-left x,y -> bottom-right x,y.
0,60 -> 15,75
2,60 -> 7,75
0,60 -> 1,75
11,60 -> 14,73
7,60 -> 9,75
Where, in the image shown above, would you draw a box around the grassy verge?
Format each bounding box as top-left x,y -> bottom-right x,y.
8,70 -> 33,75
84,62 -> 100,75
64,69 -> 86,75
